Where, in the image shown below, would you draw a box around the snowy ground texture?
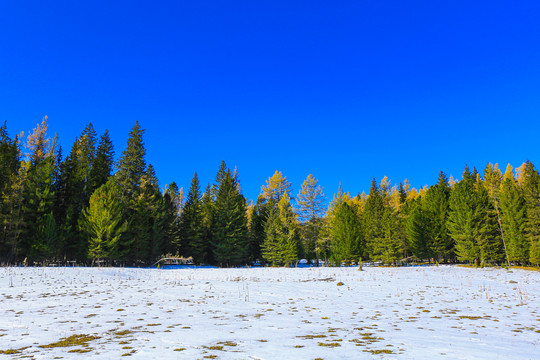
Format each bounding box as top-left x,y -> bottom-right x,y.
0,266 -> 538,359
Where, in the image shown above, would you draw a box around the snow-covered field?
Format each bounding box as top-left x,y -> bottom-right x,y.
0,266 -> 538,359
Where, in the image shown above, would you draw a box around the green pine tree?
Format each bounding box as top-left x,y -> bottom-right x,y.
447,166 -> 481,263
90,129 -> 114,192
211,163 -> 249,266
499,165 -> 528,264
407,200 -> 431,261
423,171 -> 453,262
116,121 -> 147,198
180,172 -> 205,262
55,125 -> 98,261
247,195 -> 268,263
362,178 -> 385,261
447,166 -> 503,265
199,184 -> 215,264
161,182 -> 182,256
0,122 -> 22,262
330,201 -> 362,264
475,178 -> 504,265
519,161 -> 540,265
80,179 -> 127,264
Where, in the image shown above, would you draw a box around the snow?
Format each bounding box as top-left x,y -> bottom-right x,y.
0,266 -> 538,359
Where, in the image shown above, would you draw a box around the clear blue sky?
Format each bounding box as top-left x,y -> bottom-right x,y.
2,1 -> 540,201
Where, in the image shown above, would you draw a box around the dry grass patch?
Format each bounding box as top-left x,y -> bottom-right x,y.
39,334 -> 101,348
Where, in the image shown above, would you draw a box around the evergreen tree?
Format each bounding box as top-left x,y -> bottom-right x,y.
38,212 -> 58,260
199,184 -> 215,264
116,121 -> 147,198
499,164 -> 528,264
423,171 -> 453,262
54,125 -> 98,261
448,166 -> 503,265
113,122 -> 151,264
362,178 -> 385,260
447,166 -> 480,263
212,163 -> 249,266
330,201 -> 362,264
78,123 -> 97,201
90,129 -> 114,192
261,203 -> 281,265
0,122 -> 22,262
247,195 -> 268,263
180,173 -> 205,262
80,179 -> 127,264
279,200 -> 300,267
127,164 -> 164,264
475,177 -> 503,264
519,161 -> 540,265
407,201 -> 431,261
211,160 -> 227,199
161,182 -> 182,255
0,122 -> 20,196
377,206 -> 402,264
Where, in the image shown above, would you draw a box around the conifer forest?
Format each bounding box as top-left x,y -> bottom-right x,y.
1,118 -> 539,267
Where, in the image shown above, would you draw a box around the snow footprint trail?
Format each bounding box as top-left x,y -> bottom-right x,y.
0,266 -> 538,359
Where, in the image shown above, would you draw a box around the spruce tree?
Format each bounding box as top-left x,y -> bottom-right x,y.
116,121 -> 147,198
475,177 -> 504,265
447,166 -> 503,265
377,206 -> 401,264
80,179 -> 127,264
180,173 -> 205,262
261,203 -> 281,265
499,165 -> 528,264
407,200 -> 431,261
114,122 -> 149,264
362,178 -> 385,261
0,122 -> 20,196
423,171 -> 453,262
520,161 -> 540,265
447,166 -> 481,263
128,164 -> 163,263
90,129 -> 114,192
247,195 -> 268,263
55,126 -> 98,261
161,182 -> 182,256
211,163 -> 249,266
199,184 -> 215,264
0,122 -> 21,262
330,201 -> 362,264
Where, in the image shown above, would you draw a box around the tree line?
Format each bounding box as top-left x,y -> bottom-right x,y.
1,118 -> 539,267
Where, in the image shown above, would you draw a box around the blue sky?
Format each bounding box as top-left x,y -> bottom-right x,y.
2,1 -> 540,201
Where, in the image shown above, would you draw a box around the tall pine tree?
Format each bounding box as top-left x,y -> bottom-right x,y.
180,173 -> 205,262
499,164 -> 528,264
519,161 -> 540,265
423,171 -> 453,262
330,201 -> 362,264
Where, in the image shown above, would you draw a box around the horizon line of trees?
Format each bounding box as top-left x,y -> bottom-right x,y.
1,118 -> 539,267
